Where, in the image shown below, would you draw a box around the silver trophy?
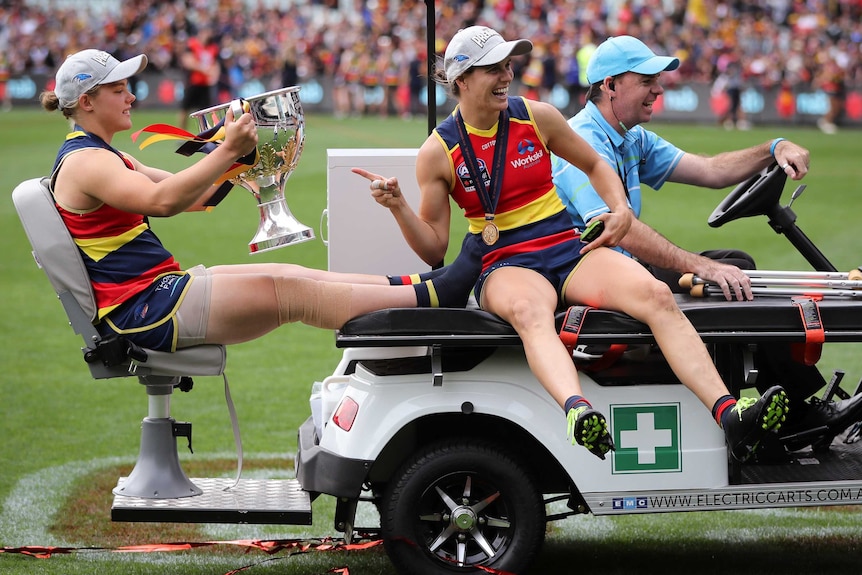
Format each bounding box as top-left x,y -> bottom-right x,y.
190,86 -> 314,254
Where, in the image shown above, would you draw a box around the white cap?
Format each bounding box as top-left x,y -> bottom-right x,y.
55,49 -> 147,109
443,26 -> 532,84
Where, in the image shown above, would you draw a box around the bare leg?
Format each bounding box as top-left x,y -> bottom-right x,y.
466,249 -> 730,410
208,263 -> 390,285
567,248 -> 729,408
204,272 -> 416,345
480,266 -> 580,407
480,265 -> 618,458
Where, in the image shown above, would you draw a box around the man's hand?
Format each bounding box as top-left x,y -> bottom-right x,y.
691,259 -> 753,301
773,139 -> 810,180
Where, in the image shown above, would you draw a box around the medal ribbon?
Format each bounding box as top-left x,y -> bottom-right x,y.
454,107 -> 509,229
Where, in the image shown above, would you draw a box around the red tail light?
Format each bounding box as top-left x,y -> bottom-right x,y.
332,396 -> 359,431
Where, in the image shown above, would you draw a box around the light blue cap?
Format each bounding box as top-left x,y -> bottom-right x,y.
586,36 -> 679,84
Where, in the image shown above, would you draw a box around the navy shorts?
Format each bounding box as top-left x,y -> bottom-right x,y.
97,265 -> 210,352
474,211 -> 588,309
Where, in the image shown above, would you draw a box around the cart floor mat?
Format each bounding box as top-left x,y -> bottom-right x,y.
740,430 -> 862,484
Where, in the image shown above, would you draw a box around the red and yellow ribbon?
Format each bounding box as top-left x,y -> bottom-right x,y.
130,104 -> 259,207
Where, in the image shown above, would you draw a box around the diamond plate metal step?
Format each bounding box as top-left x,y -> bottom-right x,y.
111,477 -> 312,524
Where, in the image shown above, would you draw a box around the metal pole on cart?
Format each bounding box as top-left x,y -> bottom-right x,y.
680,269 -> 862,298
425,0 -> 436,136
425,0 -> 446,270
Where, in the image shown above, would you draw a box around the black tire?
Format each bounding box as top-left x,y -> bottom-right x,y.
381,439 -> 545,575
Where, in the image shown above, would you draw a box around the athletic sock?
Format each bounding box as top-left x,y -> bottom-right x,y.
388,272 -> 432,285
712,395 -> 737,429
387,273 -> 441,307
564,395 -> 592,414
387,243 -> 481,308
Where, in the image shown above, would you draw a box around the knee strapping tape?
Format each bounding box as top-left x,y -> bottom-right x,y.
274,277 -> 353,330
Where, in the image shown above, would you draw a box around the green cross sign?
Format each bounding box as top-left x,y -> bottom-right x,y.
611,403 -> 681,474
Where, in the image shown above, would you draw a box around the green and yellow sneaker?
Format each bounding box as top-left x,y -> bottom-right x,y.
567,406 -> 615,460
724,385 -> 789,462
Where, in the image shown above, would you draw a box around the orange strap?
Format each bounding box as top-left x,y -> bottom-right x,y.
0,537 -> 382,558
790,295 -> 825,366
580,343 -> 629,373
559,305 -> 629,371
1,536 -> 526,575
559,305 -> 592,353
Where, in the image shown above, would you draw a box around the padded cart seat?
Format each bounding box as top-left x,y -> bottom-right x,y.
338,296 -> 862,348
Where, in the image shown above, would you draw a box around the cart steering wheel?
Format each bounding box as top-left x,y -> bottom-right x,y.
707,162 -> 788,228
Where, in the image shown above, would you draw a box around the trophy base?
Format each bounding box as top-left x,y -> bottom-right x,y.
249,228 -> 315,254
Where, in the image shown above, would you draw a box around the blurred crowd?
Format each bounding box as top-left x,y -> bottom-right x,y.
1,0 -> 860,121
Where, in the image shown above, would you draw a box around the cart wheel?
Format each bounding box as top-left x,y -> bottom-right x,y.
381,439 -> 545,575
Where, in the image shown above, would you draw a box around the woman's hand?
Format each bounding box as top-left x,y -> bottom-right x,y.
223,104 -> 258,159
579,209 -> 632,254
351,167 -> 405,209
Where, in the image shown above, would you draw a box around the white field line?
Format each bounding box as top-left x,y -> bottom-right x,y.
0,453 -> 306,551
7,462 -> 862,566
2,456 -> 129,548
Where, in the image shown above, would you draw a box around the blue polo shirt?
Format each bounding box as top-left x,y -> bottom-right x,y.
551,101 -> 684,231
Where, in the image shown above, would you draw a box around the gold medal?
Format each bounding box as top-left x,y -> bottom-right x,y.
482,221 -> 499,245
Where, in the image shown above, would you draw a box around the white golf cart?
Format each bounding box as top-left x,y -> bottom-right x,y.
295,162 -> 862,574
14,158 -> 862,575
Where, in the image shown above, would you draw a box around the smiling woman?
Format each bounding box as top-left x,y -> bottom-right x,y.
349,24 -> 788,465
36,48 -> 437,357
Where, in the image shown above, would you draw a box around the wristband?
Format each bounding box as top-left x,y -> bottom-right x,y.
769,138 -> 786,158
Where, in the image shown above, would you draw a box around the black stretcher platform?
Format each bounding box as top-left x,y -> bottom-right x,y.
338,294 -> 862,347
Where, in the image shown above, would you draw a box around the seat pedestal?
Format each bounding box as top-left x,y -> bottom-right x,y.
113,379 -> 201,499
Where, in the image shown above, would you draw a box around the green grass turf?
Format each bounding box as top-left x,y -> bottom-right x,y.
3,107 -> 862,573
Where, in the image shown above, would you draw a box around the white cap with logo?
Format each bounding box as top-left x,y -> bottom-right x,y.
443,26 -> 532,84
55,49 -> 147,109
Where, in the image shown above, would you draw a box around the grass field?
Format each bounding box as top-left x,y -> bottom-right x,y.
3,106 -> 862,574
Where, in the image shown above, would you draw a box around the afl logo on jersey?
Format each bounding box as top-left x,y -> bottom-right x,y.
517,139 -> 535,154
456,159 -> 491,193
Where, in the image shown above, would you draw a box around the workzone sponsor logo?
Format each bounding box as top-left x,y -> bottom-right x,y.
611,403 -> 681,474
510,146 -> 543,169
